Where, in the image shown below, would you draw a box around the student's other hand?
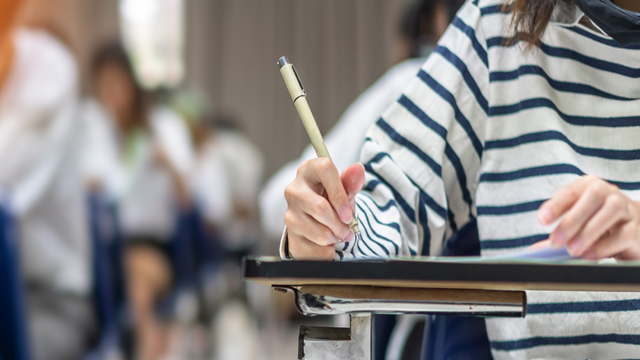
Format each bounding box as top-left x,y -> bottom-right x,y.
537,175 -> 640,260
284,160 -> 365,260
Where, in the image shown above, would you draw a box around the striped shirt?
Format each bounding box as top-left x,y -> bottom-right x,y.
342,0 -> 640,358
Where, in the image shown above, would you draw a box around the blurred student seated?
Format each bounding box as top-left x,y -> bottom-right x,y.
199,114 -> 264,261
80,41 -> 195,360
171,91 -> 232,234
0,1 -> 95,360
259,0 -> 466,240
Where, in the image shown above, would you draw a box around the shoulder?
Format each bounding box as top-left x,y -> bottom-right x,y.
455,0 -> 512,35
10,29 -> 78,109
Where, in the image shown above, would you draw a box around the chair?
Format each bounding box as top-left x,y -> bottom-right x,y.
0,195 -> 32,360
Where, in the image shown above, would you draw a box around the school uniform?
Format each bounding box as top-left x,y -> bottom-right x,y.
0,28 -> 95,360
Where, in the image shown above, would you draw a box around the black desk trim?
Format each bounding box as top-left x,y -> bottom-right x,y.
243,258 -> 640,292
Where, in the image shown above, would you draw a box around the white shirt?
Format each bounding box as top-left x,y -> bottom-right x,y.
211,129 -> 264,250
81,102 -> 195,239
259,58 -> 426,240
191,138 -> 233,226
0,29 -> 90,294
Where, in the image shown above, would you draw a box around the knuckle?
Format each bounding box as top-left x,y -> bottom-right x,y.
284,183 -> 296,203
297,160 -> 312,176
283,210 -> 296,227
311,197 -> 330,217
607,194 -> 626,212
316,157 -> 333,170
590,181 -> 609,198
315,228 -> 334,246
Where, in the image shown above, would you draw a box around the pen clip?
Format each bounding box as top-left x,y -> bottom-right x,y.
291,64 -> 306,98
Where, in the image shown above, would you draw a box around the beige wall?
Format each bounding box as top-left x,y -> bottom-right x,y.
17,0 -> 407,179
185,0 -> 407,178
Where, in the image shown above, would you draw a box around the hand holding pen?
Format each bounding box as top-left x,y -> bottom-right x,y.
278,56 -> 365,260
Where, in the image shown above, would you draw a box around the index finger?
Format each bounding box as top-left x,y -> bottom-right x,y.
537,175 -> 599,226
302,158 -> 353,224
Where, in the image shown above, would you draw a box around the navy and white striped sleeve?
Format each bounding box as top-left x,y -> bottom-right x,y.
337,2 -> 490,259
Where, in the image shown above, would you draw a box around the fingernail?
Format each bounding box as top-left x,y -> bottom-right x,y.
567,238 -> 583,256
538,208 -> 553,225
338,206 -> 352,223
550,231 -> 565,249
583,250 -> 597,261
344,230 -> 354,242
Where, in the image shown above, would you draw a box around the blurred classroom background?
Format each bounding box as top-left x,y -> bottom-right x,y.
0,0 -> 443,360
21,0 -> 406,178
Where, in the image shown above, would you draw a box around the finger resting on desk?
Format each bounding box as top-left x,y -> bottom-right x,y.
288,234 -> 336,260
569,194 -> 630,256
581,222 -> 636,260
539,175 -> 610,226
551,183 -> 608,249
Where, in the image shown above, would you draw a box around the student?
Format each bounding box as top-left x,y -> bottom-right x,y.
259,0 -> 465,240
0,1 -> 95,360
282,0 -> 640,358
82,42 -> 194,360
209,115 -> 264,258
170,92 -> 233,232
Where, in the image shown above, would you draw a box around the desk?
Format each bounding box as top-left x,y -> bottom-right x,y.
243,257 -> 640,359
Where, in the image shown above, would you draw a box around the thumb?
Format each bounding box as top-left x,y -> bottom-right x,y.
341,163 -> 366,203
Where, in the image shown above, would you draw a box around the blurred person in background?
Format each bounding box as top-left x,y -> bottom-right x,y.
81,41 -> 195,360
171,91 -> 233,234
207,114 -> 264,263
259,0 -> 466,241
0,0 -> 95,360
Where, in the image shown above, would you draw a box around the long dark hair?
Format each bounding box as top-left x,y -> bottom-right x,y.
506,0 -> 572,47
91,41 -> 148,127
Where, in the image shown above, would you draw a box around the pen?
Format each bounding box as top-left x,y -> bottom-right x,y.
277,56 -> 361,239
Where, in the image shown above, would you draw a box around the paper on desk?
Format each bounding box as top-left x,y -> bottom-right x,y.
486,246 -> 573,261
342,246 -> 575,262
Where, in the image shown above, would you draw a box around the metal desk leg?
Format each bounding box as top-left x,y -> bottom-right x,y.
298,313 -> 372,360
